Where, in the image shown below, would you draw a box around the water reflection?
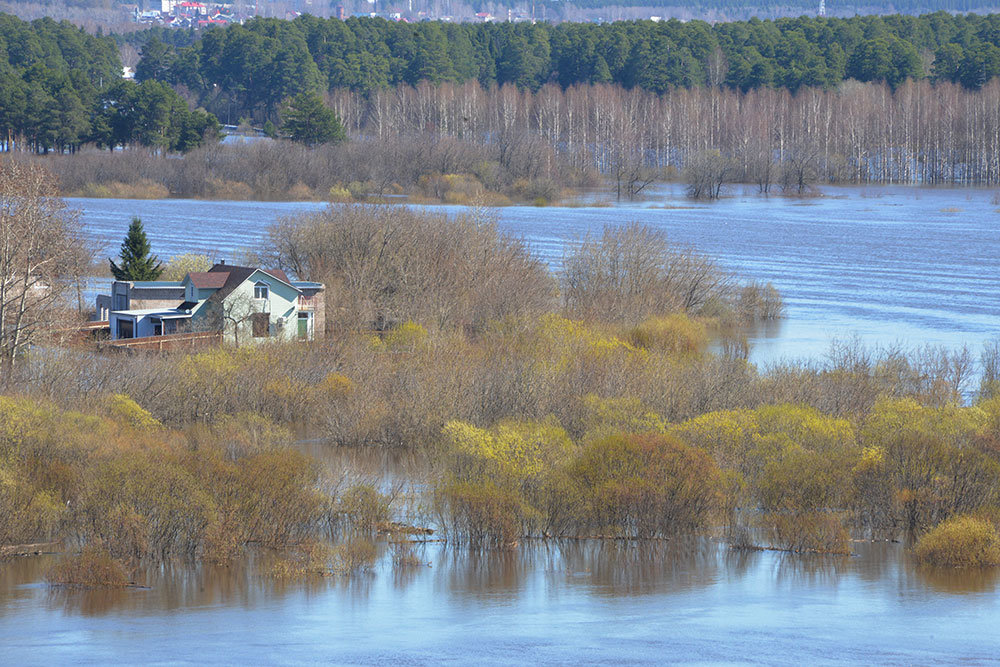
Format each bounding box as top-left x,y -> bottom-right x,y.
439,546 -> 535,603
554,539 -> 721,597
769,551 -> 851,589
45,585 -> 132,617
4,537 -> 1000,661
910,562 -> 1000,595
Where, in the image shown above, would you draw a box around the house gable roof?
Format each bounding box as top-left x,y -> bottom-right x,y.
204,263 -> 300,303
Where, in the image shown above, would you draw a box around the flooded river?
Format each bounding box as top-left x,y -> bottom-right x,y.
9,185 -> 997,661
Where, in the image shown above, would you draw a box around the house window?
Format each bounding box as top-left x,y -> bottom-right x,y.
152,318 -> 163,336
113,293 -> 127,311
253,281 -> 269,300
251,312 -> 270,338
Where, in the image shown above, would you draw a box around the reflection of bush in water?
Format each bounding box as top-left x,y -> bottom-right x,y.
912,560 -> 1000,594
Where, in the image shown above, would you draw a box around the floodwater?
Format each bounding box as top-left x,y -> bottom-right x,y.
2,540 -> 999,663
72,183 -> 1000,368
18,185 -> 998,661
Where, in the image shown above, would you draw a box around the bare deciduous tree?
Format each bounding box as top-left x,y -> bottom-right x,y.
265,204 -> 555,333
0,161 -> 89,381
683,150 -> 735,200
561,223 -> 734,324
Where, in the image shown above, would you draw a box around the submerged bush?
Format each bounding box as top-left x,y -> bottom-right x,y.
913,516 -> 1000,568
0,396 -> 322,566
338,484 -> 391,533
46,545 -> 130,588
765,511 -> 850,554
437,480 -> 532,547
333,537 -> 378,574
567,433 -> 721,539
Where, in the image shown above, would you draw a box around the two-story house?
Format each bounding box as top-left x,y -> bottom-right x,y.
105,262 -> 324,344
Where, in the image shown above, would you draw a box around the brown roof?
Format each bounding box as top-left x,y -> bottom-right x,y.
187,272 -> 229,289
266,268 -> 292,284
203,263 -> 300,304
207,263 -> 256,302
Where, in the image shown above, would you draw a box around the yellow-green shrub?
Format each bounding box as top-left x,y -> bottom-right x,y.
441,417 -> 574,481
75,179 -> 169,199
913,516 -> 1000,567
107,394 -> 162,430
578,394 -> 666,442
627,314 -> 708,357
567,433 -> 721,538
376,321 -> 429,352
435,417 -> 573,544
859,399 -> 1000,533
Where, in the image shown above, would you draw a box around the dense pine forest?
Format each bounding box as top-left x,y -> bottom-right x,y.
140,12 -> 1000,113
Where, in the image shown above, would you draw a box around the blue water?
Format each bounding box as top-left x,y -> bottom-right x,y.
2,541 -> 998,663
72,184 -> 1000,367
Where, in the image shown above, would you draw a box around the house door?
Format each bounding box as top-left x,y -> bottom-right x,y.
297,312 -> 311,340
117,318 -> 134,339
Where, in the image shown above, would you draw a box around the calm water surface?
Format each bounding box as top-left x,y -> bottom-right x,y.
72,184 -> 1000,367
27,186 -> 999,662
2,540 -> 999,664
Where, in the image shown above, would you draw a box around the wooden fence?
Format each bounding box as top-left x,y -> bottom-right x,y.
99,331 -> 222,353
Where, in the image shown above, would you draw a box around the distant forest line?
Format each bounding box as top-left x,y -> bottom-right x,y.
26,78 -> 1000,202
10,12 -> 1000,187
136,11 -> 1000,121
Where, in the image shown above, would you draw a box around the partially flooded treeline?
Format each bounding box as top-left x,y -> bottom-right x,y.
28,78 -> 1000,204
328,79 -> 1000,187
4,206 -> 1000,580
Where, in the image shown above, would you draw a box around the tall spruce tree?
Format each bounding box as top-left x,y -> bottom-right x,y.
110,217 -> 163,281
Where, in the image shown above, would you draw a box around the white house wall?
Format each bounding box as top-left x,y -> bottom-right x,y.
109,313 -> 159,339
221,271 -> 301,344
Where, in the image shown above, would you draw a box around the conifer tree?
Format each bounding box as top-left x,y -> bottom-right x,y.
110,217 -> 163,281
280,92 -> 346,146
